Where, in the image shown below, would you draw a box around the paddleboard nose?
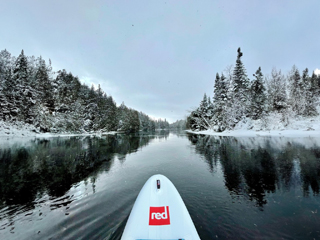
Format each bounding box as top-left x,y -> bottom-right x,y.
121,174 -> 201,240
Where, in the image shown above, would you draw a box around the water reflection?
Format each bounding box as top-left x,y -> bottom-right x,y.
187,134 -> 320,208
0,133 -> 169,212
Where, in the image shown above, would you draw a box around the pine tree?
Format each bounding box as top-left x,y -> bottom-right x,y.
288,66 -> 304,115
189,94 -> 211,131
35,56 -> 54,113
207,97 -> 214,123
213,73 -> 221,104
250,67 -> 266,120
311,71 -> 320,96
199,93 -> 211,129
0,49 -> 13,120
233,48 -> 250,104
12,50 -> 32,121
302,68 -> 317,116
148,119 -> 156,132
199,93 -> 209,115
230,48 -> 250,123
267,68 -> 287,112
213,73 -> 228,131
105,95 -> 117,131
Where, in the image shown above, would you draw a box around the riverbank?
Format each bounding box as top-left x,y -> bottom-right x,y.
0,120 -> 117,138
186,114 -> 320,137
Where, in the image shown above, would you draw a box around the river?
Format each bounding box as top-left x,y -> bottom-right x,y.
0,131 -> 320,239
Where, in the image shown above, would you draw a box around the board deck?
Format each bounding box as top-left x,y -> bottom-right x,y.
121,174 -> 201,240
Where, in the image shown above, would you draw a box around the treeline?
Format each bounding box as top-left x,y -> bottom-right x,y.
169,119 -> 187,130
0,49 -> 169,133
187,48 -> 320,131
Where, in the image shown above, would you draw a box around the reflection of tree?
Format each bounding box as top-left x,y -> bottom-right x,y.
187,134 -> 320,208
242,148 -> 276,208
277,144 -> 295,189
0,134 -> 156,210
220,142 -> 243,195
299,147 -> 320,196
187,134 -> 219,172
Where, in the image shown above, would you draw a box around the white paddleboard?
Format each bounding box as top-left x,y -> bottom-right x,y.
121,174 -> 201,240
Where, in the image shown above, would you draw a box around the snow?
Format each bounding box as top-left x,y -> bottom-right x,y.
0,120 -> 118,139
187,113 -> 320,137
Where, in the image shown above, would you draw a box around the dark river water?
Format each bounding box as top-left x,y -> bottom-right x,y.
1,131 -> 320,240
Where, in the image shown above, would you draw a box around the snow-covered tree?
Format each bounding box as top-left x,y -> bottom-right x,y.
54,70 -> 81,112
311,71 -> 320,97
232,48 -> 250,116
35,56 -> 54,113
288,66 -> 305,115
117,103 -> 140,133
302,68 -> 318,116
250,67 -> 267,120
103,95 -> 118,131
188,94 -> 211,131
266,68 -> 287,112
0,49 -> 13,120
213,73 -> 228,131
12,50 -> 34,122
199,93 -> 209,114
220,48 -> 251,129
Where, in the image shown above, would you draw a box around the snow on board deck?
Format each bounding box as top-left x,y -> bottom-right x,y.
121,174 -> 201,240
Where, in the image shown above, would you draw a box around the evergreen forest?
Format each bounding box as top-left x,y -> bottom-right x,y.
187,48 -> 320,132
0,49 -> 169,133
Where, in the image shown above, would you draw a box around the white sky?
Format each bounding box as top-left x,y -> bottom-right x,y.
1,0 -> 319,123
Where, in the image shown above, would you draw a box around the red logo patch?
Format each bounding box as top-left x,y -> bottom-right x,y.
149,206 -> 170,225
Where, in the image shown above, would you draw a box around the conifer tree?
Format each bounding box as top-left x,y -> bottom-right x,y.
231,48 -> 250,121
266,68 -> 287,112
250,67 -> 266,120
189,94 -> 211,131
288,66 -> 304,115
311,71 -> 320,96
302,68 -> 317,116
233,48 -> 250,101
213,73 -> 227,131
0,49 -> 13,120
12,50 -> 33,121
199,93 -> 209,115
35,57 -> 54,112
106,95 -> 118,130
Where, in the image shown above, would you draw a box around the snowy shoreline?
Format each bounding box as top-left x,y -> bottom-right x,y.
186,114 -> 320,138
186,128 -> 320,138
0,121 -> 118,139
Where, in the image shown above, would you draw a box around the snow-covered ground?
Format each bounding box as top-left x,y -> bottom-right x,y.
0,120 -> 117,138
187,113 -> 320,137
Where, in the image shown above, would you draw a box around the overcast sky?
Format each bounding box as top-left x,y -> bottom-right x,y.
1,0 -> 319,123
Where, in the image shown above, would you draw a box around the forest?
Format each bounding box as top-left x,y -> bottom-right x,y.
187,48 -> 320,132
0,49 -> 169,133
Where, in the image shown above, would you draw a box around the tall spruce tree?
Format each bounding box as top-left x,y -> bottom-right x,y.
0,49 -> 13,120
302,68 -> 317,116
35,57 -> 54,112
288,66 -> 304,115
213,73 -> 227,131
311,71 -> 320,96
12,50 -> 34,122
250,67 -> 266,120
231,48 -> 250,122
